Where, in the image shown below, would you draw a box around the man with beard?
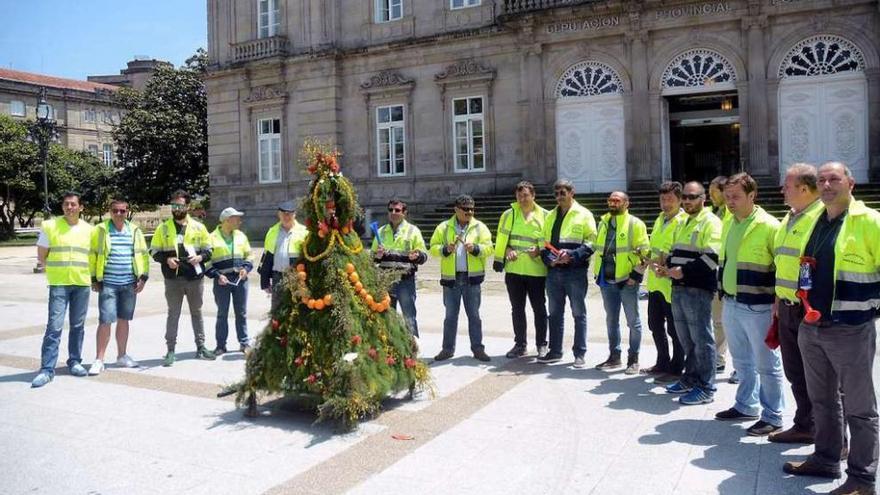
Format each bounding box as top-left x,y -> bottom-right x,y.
150,190 -> 215,366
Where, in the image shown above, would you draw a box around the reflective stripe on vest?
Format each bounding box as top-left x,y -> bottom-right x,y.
773,199 -> 824,302
44,218 -> 92,286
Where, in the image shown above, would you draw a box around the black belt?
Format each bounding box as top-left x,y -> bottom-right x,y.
781,299 -> 801,307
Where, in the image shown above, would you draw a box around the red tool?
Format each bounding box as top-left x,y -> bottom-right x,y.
796,289 -> 822,324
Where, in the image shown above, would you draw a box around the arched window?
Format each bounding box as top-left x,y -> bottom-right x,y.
778,35 -> 866,78
661,49 -> 736,91
555,61 -> 623,98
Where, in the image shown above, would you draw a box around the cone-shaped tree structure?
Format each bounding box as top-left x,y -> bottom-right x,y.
233,140 -> 431,429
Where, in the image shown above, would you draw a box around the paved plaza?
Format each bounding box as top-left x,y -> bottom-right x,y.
0,245 -> 876,494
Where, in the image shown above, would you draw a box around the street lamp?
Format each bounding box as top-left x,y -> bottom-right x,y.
33,87 -> 56,216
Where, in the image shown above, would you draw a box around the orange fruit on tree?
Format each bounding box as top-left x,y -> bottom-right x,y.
307,299 -> 316,309
313,299 -> 325,310
323,294 -> 332,305
349,273 -> 360,283
365,294 -> 374,305
345,263 -> 355,274
354,281 -> 363,292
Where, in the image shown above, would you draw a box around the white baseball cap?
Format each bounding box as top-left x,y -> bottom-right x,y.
219,207 -> 244,221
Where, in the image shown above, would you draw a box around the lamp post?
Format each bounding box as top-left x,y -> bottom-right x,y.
34,87 -> 55,215
30,87 -> 56,274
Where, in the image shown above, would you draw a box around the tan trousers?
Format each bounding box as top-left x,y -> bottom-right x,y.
712,295 -> 727,367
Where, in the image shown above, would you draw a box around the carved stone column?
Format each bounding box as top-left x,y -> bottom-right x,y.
744,7 -> 770,179
626,4 -> 653,188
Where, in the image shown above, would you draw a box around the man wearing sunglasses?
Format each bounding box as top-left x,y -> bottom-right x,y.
87,199 -> 150,376
662,181 -> 722,405
372,199 -> 427,337
537,180 -> 597,367
429,194 -> 493,362
150,190 -> 215,366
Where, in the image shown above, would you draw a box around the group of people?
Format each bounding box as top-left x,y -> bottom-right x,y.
31,161 -> 878,494
31,190 -> 306,380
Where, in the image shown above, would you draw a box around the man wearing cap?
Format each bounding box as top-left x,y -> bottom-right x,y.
150,189 -> 215,366
258,200 -> 307,311
372,199 -> 428,337
32,192 -> 94,387
429,194 -> 493,362
206,207 -> 254,355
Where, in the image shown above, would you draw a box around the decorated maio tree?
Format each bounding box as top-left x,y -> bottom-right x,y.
231,140 -> 431,429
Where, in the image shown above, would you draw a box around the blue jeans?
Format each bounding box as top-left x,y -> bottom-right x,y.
98,282 -> 137,324
442,273 -> 483,352
722,298 -> 785,426
600,283 -> 643,358
40,285 -> 90,375
671,286 -> 716,392
391,276 -> 419,337
547,267 -> 588,358
213,279 -> 249,348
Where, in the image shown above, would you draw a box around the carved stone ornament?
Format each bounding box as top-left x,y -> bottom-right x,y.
434,59 -> 496,81
244,84 -> 287,103
360,71 -> 415,90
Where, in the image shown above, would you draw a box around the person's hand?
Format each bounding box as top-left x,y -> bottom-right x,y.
167,257 -> 180,269
654,265 -> 669,278
557,250 -> 572,264
91,282 -> 102,293
505,248 -> 518,261
626,278 -> 637,286
375,246 -> 386,258
135,279 -> 145,294
218,274 -> 229,286
465,242 -> 475,254
408,250 -> 420,261
527,246 -> 541,258
668,266 -> 683,280
239,268 -> 248,280
446,243 -> 456,255
187,254 -> 203,265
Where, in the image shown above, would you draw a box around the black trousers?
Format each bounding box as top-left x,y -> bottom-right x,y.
505,273 -> 548,347
647,290 -> 684,374
778,301 -> 814,432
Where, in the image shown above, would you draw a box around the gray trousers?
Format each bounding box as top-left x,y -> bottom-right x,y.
164,277 -> 206,350
800,320 -> 878,485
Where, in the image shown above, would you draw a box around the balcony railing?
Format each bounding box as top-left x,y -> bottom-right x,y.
233,36 -> 289,63
501,0 -> 595,15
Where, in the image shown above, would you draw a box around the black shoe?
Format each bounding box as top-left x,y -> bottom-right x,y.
728,370 -> 739,384
433,349 -> 454,362
829,477 -> 876,495
213,347 -> 228,356
536,352 -> 562,364
716,364 -> 726,373
505,345 -> 526,359
747,420 -> 782,436
783,459 -> 842,479
473,349 -> 491,362
714,407 -> 759,421
595,353 -> 622,370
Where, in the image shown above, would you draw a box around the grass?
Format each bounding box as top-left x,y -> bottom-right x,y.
0,233 -> 37,247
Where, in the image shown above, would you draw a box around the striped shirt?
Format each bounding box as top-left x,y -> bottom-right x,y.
103,223 -> 136,285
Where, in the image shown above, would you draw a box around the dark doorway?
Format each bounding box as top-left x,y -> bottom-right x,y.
668,92 -> 740,183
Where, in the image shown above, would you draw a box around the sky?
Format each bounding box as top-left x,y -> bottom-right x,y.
0,0 -> 207,80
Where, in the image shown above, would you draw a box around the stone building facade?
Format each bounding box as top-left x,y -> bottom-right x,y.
206,0 -> 880,229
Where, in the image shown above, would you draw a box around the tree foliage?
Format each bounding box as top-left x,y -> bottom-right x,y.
113,49 -> 208,211
0,115 -> 116,239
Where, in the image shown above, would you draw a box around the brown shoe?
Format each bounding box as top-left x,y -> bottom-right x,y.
783,459 -> 841,479
769,426 -> 814,444
829,477 -> 876,495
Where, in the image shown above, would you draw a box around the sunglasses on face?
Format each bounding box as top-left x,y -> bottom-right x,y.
170,204 -> 187,210
457,206 -> 474,213
111,208 -> 128,214
681,194 -> 703,201
388,207 -> 404,213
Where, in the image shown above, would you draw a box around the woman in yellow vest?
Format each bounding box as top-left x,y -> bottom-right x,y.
205,207 -> 254,355
32,192 -> 94,388
492,181 -> 548,359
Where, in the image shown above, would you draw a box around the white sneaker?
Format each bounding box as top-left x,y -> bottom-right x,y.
537,345 -> 549,358
89,359 -> 104,376
116,354 -> 139,368
573,356 -> 586,369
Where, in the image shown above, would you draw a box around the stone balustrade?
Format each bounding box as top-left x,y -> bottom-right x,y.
232,36 -> 289,63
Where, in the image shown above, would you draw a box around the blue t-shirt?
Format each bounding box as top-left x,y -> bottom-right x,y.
103,223 -> 136,285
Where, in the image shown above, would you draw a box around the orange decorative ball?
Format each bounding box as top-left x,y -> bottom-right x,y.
307,299 -> 316,309
301,296 -> 309,304
354,281 -> 363,292
341,225 -> 350,234
313,299 -> 325,310
349,273 -> 360,284
296,264 -> 305,272
383,294 -> 391,304
345,263 -> 355,274
365,294 -> 374,305
358,288 -> 367,297
323,294 -> 332,305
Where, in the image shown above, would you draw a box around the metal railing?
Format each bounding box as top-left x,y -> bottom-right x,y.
501,0 -> 595,15
232,36 -> 289,63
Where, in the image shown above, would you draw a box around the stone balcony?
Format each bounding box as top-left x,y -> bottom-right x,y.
500,0 -> 595,16
232,36 -> 289,63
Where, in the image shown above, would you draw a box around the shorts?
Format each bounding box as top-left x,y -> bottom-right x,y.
98,282 -> 137,324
